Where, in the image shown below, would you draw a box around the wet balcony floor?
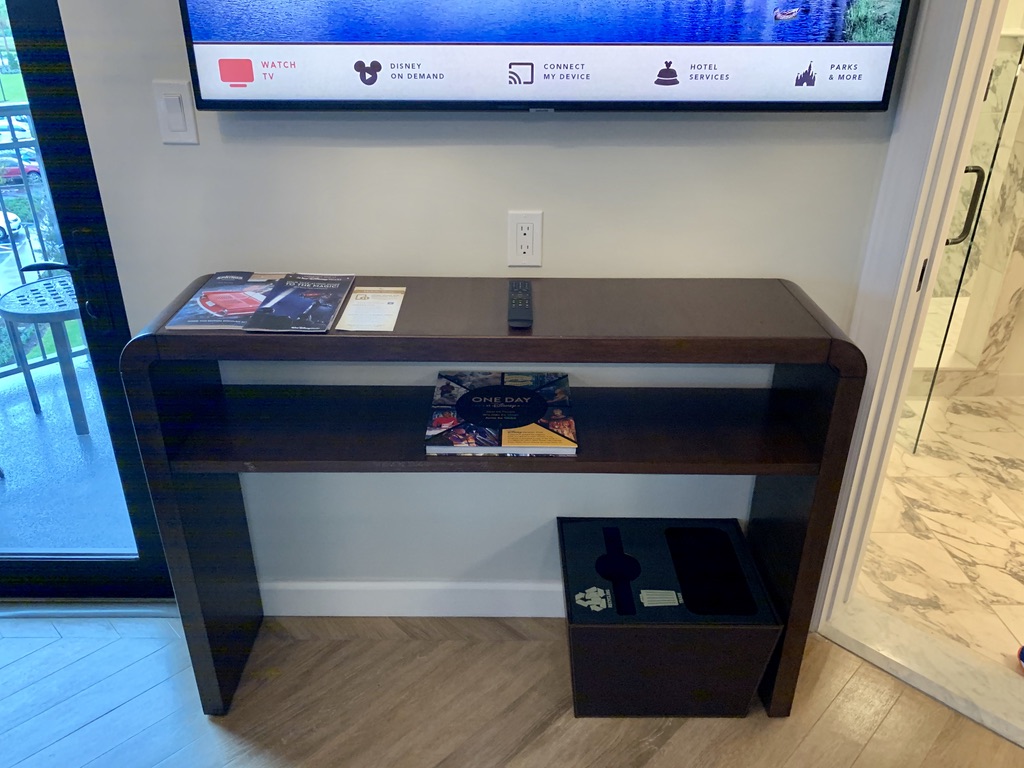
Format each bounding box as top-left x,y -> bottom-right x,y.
0,354 -> 136,557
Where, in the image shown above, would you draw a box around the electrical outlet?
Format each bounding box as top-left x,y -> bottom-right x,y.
508,211 -> 543,267
516,223 -> 534,260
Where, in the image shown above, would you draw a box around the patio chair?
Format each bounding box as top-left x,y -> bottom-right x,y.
0,260 -> 88,435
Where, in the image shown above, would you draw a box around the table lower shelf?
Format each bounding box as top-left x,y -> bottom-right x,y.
162,385 -> 823,475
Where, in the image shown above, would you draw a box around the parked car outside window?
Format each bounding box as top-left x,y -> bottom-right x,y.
0,210 -> 22,241
0,116 -> 33,145
0,156 -> 40,184
0,147 -> 37,163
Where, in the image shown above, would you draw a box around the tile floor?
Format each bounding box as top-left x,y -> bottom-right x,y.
857,394 -> 1024,674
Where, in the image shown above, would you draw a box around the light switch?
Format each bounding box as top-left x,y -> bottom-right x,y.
162,94 -> 187,132
152,80 -> 199,144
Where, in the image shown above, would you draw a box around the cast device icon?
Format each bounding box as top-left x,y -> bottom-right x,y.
508,63 -> 534,85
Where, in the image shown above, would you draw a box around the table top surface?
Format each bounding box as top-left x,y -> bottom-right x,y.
125,276 -> 866,375
0,275 -> 79,322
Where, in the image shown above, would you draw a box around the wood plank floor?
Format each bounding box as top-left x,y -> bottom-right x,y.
0,615 -> 1021,767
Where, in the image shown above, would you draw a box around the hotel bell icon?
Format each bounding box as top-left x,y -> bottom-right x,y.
655,61 -> 679,86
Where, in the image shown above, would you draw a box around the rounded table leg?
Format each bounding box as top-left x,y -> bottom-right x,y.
49,320 -> 89,435
5,318 -> 41,414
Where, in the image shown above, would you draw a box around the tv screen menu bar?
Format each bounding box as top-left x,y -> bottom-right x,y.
193,44 -> 894,104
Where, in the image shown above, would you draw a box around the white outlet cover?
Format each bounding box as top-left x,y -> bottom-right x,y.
508,210 -> 543,267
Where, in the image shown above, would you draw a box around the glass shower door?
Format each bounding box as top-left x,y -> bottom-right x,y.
910,35 -> 1024,451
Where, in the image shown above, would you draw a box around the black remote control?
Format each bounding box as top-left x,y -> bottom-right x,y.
508,279 -> 533,329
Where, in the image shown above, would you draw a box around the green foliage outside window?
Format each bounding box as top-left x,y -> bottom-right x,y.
0,320 -> 84,369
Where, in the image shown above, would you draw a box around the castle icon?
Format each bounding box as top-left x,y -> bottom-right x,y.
795,62 -> 816,87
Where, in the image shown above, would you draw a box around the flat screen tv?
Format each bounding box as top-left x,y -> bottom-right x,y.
179,0 -> 914,112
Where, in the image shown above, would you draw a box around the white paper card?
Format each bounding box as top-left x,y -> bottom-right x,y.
336,287 -> 406,332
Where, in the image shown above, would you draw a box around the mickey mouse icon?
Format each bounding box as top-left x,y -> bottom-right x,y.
354,60 -> 382,86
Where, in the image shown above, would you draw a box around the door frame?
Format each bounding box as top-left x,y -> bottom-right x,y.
1,0 -> 171,597
817,0 -> 1010,625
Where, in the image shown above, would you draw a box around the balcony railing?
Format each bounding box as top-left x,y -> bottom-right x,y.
0,100 -> 82,383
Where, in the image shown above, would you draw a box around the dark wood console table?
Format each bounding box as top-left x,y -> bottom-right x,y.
120,276 -> 865,717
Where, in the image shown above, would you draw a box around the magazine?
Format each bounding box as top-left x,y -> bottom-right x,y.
164,271 -> 284,330
242,273 -> 356,332
425,371 -> 577,456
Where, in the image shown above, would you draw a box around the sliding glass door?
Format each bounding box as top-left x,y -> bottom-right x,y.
0,0 -> 169,597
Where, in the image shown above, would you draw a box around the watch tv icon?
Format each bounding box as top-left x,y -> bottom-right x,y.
219,59 -> 255,88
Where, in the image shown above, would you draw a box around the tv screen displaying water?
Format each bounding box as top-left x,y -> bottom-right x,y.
180,0 -> 913,110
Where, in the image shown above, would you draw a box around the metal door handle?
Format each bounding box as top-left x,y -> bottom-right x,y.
946,165 -> 986,246
68,227 -> 114,331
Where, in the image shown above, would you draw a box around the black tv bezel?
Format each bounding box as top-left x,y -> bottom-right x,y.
178,0 -> 915,113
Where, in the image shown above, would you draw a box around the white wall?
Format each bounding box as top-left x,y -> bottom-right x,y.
993,223 -> 1024,384
59,0 -> 898,615
1007,0 -> 1024,29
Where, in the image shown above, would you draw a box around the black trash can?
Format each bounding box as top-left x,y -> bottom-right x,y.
557,517 -> 782,717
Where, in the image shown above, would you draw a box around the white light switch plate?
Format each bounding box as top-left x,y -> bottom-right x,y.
153,79 -> 199,145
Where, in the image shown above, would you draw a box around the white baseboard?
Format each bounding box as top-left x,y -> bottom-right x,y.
259,580 -> 567,618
